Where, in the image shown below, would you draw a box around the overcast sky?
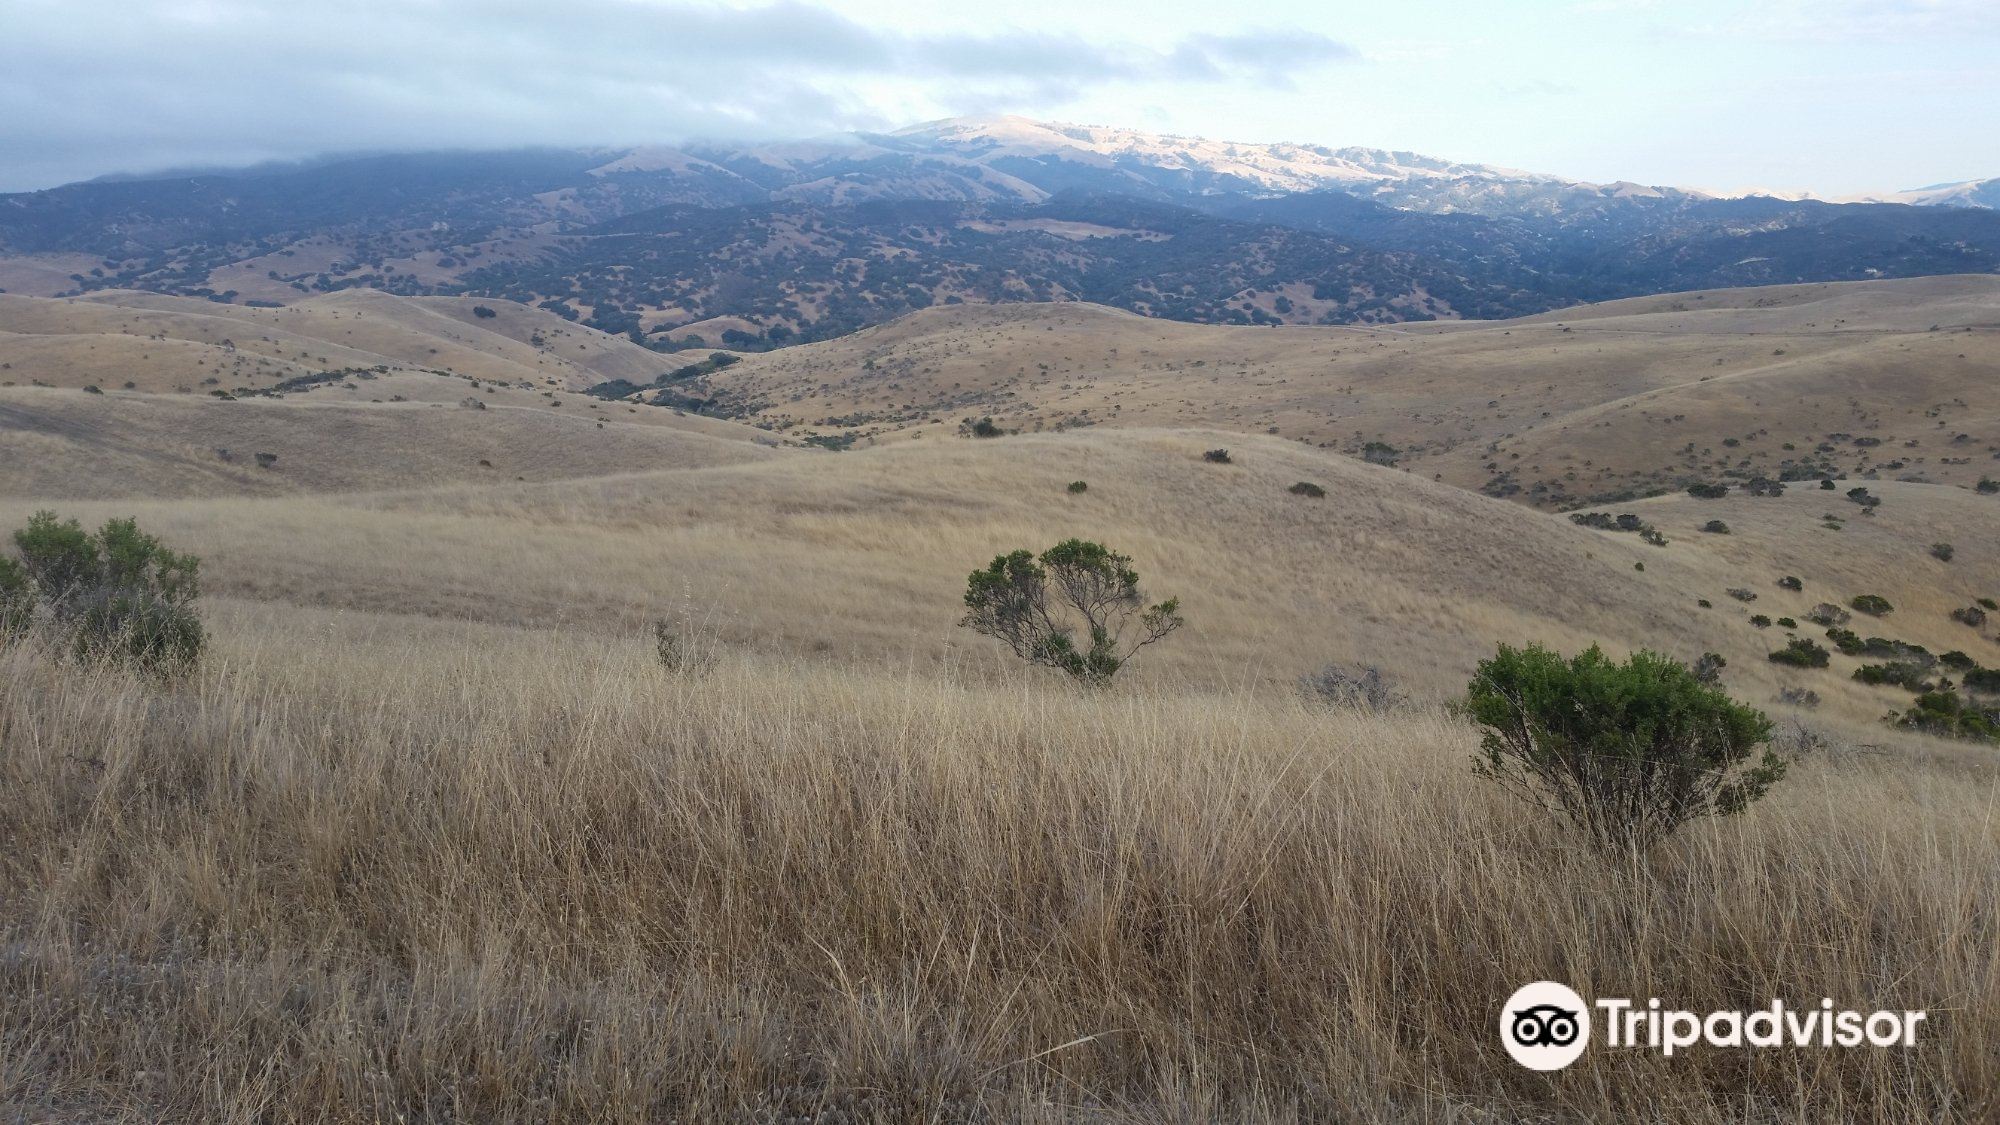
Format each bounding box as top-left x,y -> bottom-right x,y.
2,0 -> 1996,194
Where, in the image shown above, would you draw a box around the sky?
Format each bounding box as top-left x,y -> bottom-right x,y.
2,0 -> 1996,194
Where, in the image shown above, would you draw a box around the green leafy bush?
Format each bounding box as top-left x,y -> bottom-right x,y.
1894,692 -> 1998,743
1687,482 -> 1728,499
1702,520 -> 1730,534
1288,481 -> 1326,498
1067,481 -> 1088,494
8,511 -> 205,673
961,539 -> 1183,685
1850,594 -> 1894,617
1769,638 -> 1831,668
1202,448 -> 1232,464
1778,576 -> 1803,592
1467,645 -> 1781,851
1931,542 -> 1955,563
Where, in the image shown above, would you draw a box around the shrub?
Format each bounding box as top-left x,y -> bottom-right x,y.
1940,650 -> 1976,671
1692,651 -> 1727,685
1952,606 -> 1988,628
1931,543 -> 1955,563
960,540 -> 1183,685
1846,487 -> 1880,509
1300,663 -> 1401,711
1288,481 -> 1326,498
1778,576 -> 1803,592
1982,598 -> 1999,611
1824,627 -> 1863,654
1466,645 -> 1781,852
1776,617 -> 1797,629
1750,614 -> 1772,628
1697,598 -> 1712,608
1894,692 -> 1998,743
1687,482 -> 1728,499
1702,520 -> 1730,534
1769,638 -> 1831,668
472,305 -> 498,319
1978,477 -> 1999,494
1820,479 -> 1837,490
1067,481 -> 1088,494
964,417 -> 1003,439
9,511 -> 205,673
1202,449 -> 1232,464
1850,594 -> 1894,616
1963,668 -> 2000,694
1806,603 -> 1849,627
1777,686 -> 1820,709
1727,588 -> 1757,603
1853,663 -> 1935,692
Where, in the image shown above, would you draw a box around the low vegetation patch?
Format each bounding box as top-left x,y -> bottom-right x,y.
1467,644 -> 1782,852
961,539 -> 1183,684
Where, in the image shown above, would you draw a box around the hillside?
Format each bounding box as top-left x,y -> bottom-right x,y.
0,119 -> 1995,351
697,276 -> 2000,507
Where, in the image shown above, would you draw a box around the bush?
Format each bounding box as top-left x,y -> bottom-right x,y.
1777,686 -> 1820,709
1941,650 -> 1976,672
1702,520 -> 1730,534
960,540 -> 1183,685
1067,481 -> 1088,494
1965,668 -> 2000,695
1894,692 -> 1998,743
1806,603 -> 1849,627
1466,645 -> 1781,852
472,305 -> 498,319
1750,614 -> 1772,628
1978,478 -> 1999,494
1776,617 -> 1797,629
1692,651 -> 1727,685
1300,663 -> 1400,711
1850,594 -> 1894,616
1202,449 -> 1232,464
1288,481 -> 1326,498
8,511 -> 205,673
1778,576 -> 1803,592
1931,542 -> 1955,563
1687,482 -> 1729,499
964,417 -> 1003,439
1769,638 -> 1831,668
1727,588 -> 1757,603
1952,606 -> 1988,628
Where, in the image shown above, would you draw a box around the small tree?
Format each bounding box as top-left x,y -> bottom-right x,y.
961,539 -> 1183,684
10,512 -> 204,672
1467,645 -> 1782,852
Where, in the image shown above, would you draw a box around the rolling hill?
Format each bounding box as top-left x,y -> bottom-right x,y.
694,275 -> 2000,507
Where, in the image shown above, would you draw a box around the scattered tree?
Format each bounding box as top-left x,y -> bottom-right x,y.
960,539 -> 1183,685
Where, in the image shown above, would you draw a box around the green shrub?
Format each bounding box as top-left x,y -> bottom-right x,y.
1202,448 -> 1232,464
1776,617 -> 1797,629
1894,692 -> 1998,743
1850,594 -> 1894,617
1687,482 -> 1728,499
1769,638 -> 1831,668
1966,668 -> 2000,695
963,417 -> 1003,438
9,511 -> 205,673
1466,645 -> 1781,851
1288,481 -> 1326,498
1701,520 -> 1730,534
1806,603 -> 1849,627
1952,606 -> 1988,628
960,540 -> 1183,685
1778,576 -> 1803,592
1853,662 -> 1935,692
1066,481 -> 1088,494
1940,650 -> 1976,672
1931,542 -> 1955,563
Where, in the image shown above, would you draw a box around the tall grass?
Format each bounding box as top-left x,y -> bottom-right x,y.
1,625 -> 1995,1122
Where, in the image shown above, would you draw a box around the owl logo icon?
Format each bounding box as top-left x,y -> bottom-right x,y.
1502,981 -> 1591,1069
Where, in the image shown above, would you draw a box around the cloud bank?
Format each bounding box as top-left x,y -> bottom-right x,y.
0,0 -> 1355,190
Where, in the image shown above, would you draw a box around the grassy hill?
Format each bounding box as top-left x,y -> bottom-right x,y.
1,279 -> 1997,1120
699,275 -> 2000,507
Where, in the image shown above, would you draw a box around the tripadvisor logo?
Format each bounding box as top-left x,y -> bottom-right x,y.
1500,981 -> 1927,1070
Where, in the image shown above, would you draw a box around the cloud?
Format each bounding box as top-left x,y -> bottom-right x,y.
0,0 -> 1356,190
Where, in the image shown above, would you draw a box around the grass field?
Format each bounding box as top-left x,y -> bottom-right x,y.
3,620 -> 1995,1122
2,283 -> 1998,1120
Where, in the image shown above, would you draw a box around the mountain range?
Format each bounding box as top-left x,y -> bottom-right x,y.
1,115 -> 1995,348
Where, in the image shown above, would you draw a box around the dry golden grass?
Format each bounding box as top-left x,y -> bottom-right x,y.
706,277 -> 2000,506
0,289 -> 670,393
1,613 -> 1995,1122
4,279 -> 1999,1120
